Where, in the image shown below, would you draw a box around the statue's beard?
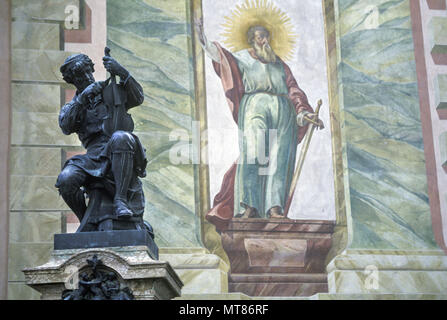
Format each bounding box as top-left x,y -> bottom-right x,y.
253,42 -> 277,63
74,75 -> 95,93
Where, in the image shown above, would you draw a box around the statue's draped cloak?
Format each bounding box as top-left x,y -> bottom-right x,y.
206,43 -> 313,231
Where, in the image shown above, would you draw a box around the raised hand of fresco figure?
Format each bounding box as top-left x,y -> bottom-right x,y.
194,17 -> 206,46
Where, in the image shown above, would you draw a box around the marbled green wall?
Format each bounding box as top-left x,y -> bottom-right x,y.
107,0 -> 202,247
336,0 -> 438,250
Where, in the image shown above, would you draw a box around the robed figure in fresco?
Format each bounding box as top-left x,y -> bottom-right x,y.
196,3 -> 324,230
56,51 -> 149,231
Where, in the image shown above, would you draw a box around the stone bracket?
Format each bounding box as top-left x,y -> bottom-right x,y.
23,246 -> 183,300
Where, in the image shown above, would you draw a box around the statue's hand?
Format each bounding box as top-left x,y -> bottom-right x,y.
78,81 -> 105,105
103,56 -> 129,80
194,17 -> 206,46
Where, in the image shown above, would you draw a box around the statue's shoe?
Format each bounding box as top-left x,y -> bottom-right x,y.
114,199 -> 134,219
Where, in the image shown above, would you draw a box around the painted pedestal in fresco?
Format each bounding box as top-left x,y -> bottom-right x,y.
221,219 -> 334,297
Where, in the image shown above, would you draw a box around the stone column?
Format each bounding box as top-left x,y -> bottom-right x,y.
0,0 -> 11,301
8,0 -> 83,299
325,0 -> 447,297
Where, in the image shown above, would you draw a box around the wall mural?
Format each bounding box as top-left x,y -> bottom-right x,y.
203,0 -> 336,227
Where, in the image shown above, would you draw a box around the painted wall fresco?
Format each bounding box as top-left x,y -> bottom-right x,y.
336,0 -> 438,250
203,0 -> 336,222
107,0 -> 202,247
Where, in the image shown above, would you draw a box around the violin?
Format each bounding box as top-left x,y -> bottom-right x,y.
101,47 -> 134,137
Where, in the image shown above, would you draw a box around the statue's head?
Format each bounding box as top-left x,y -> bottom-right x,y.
60,54 -> 95,91
247,25 -> 276,63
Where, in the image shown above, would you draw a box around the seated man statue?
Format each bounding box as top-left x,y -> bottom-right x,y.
56,51 -> 148,229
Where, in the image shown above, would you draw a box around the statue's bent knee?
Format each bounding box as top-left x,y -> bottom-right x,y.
56,166 -> 85,194
110,131 -> 136,153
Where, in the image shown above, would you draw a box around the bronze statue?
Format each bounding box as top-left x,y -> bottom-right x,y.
56,48 -> 152,235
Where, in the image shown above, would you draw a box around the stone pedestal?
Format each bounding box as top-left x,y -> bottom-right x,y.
54,230 -> 159,259
220,218 -> 335,297
23,246 -> 183,300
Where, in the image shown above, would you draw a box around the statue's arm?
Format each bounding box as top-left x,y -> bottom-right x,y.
122,74 -> 144,109
59,97 -> 84,135
102,55 -> 144,109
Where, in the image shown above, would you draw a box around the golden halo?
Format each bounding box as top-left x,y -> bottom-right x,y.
221,0 -> 297,61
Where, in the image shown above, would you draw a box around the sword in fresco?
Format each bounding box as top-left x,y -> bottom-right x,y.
284,99 -> 323,217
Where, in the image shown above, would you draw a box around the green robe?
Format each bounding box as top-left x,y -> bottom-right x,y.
233,50 -> 298,217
